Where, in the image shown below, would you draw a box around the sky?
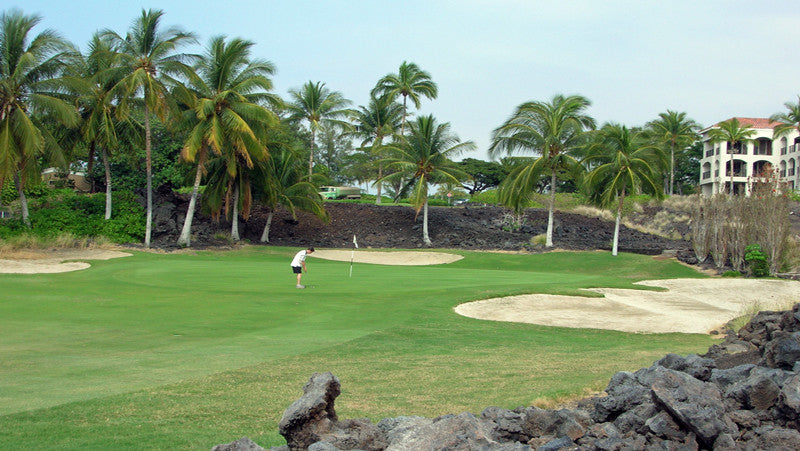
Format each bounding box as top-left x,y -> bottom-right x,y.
8,1 -> 800,160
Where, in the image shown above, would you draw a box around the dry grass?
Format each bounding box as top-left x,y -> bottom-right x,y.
728,298 -> 799,332
570,205 -> 614,221
0,233 -> 114,258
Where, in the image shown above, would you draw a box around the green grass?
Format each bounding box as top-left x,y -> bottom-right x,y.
0,248 -> 713,449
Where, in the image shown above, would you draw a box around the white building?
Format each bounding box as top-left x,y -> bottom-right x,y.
699,117 -> 800,196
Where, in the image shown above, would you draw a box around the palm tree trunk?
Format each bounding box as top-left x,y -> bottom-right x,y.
231,184 -> 240,241
612,191 -> 626,256
13,173 -> 30,228
144,106 -> 153,248
728,141 -> 734,195
308,129 -> 315,178
178,164 -> 204,247
546,171 -> 557,247
422,199 -> 431,246
669,141 -> 675,196
102,148 -> 112,220
401,95 -> 408,135
260,210 -> 273,242
376,163 -> 383,205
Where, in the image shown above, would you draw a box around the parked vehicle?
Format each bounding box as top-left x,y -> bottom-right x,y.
318,186 -> 361,200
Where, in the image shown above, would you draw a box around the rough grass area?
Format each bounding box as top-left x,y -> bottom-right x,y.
0,248 -> 714,449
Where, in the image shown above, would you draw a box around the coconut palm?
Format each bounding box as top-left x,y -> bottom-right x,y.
646,110 -> 700,196
174,36 -> 278,246
64,33 -> 142,220
253,144 -> 328,243
583,124 -> 665,256
286,81 -> 353,177
103,8 -> 196,247
707,118 -> 756,195
0,9 -> 78,226
770,97 -> 800,146
489,94 -> 595,247
350,94 -> 403,204
380,115 -> 474,246
372,61 -> 438,134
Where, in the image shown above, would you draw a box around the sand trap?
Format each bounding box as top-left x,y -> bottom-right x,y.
455,278 -> 800,334
312,249 -> 463,265
0,249 -> 131,274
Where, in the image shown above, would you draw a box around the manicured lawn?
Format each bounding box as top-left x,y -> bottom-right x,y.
0,247 -> 714,449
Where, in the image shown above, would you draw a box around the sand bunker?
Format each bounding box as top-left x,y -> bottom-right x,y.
312,249 -> 463,265
0,249 -> 131,274
455,278 -> 800,334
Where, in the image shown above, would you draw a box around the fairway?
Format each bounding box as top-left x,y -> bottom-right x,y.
0,247 -> 715,449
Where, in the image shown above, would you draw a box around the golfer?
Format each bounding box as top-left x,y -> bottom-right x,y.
291,247 -> 314,288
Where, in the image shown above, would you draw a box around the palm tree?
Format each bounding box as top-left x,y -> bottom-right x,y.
174,36 -> 277,246
0,9 -> 78,226
380,115 -> 475,245
350,94 -> 403,204
646,110 -> 700,196
103,8 -> 196,247
583,124 -> 665,256
372,61 -> 438,134
707,118 -> 756,195
253,145 -> 328,243
770,97 -> 800,148
65,33 -> 142,220
489,94 -> 595,247
286,81 -> 353,177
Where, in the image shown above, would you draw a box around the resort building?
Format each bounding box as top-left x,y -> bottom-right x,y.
699,117 -> 800,196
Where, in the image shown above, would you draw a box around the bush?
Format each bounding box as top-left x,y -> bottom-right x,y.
0,189 -> 144,244
744,244 -> 770,277
721,270 -> 742,278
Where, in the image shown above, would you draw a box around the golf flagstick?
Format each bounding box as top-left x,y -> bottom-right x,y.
349,234 -> 358,277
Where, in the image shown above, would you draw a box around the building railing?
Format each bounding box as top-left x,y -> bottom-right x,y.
726,148 -> 746,155
705,149 -> 714,157
781,170 -> 787,177
781,146 -> 788,155
702,171 -> 711,179
714,170 -> 719,177
790,168 -> 796,176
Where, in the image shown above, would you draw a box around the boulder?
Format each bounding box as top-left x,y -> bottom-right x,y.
211,436 -> 267,451
278,372 -> 341,450
649,367 -> 732,447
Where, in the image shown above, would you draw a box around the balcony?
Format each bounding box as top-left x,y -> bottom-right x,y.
705,149 -> 714,157
702,171 -> 711,179
781,146 -> 788,155
781,170 -> 787,177
790,168 -> 797,176
726,148 -> 746,155
714,170 -> 719,177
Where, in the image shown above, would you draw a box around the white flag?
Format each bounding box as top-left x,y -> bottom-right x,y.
353,234 -> 358,248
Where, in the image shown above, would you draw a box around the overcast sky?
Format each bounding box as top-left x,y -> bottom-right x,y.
9,1 -> 800,160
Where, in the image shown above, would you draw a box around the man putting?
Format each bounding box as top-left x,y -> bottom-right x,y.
291,246 -> 314,288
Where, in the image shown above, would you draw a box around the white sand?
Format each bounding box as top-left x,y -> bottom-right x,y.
312,249 -> 463,265
0,249 -> 131,274
455,278 -> 800,334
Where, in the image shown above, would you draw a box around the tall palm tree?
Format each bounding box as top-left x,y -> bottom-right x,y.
64,33 -> 142,220
489,94 -> 595,247
770,97 -> 800,149
103,8 -> 196,247
372,61 -> 438,134
286,81 -> 353,177
646,110 -> 700,196
583,124 -> 665,256
380,115 -> 474,246
253,144 -> 328,243
350,94 -> 403,204
0,9 -> 78,226
707,118 -> 756,195
174,36 -> 277,246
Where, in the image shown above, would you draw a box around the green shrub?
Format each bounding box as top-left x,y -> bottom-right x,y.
471,189 -> 499,204
744,244 -> 770,277
0,189 -> 144,244
721,270 -> 742,278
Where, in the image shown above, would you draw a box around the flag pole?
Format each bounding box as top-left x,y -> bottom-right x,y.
349,234 -> 358,277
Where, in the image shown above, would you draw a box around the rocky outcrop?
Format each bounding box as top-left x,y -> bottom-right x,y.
214,304 -> 800,450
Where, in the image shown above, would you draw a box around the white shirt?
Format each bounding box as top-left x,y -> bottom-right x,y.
291,250 -> 308,267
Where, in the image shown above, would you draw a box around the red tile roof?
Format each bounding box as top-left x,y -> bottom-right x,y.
716,117 -> 783,129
